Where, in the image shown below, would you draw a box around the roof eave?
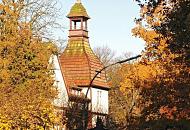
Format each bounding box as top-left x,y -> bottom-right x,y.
67,15 -> 90,19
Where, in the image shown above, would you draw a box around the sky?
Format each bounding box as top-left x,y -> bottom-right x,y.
57,0 -> 145,56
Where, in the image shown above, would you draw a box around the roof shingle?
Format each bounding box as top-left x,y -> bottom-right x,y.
67,3 -> 90,19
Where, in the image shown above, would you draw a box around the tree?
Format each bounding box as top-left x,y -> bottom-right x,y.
19,0 -> 61,38
108,63 -> 142,130
120,0 -> 190,129
94,46 -> 141,130
134,0 -> 190,63
65,94 -> 91,130
0,0 -> 61,129
0,0 -> 63,41
94,45 -> 115,67
158,0 -> 190,65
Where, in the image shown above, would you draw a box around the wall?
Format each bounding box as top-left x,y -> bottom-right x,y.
51,55 -> 69,108
82,87 -> 108,127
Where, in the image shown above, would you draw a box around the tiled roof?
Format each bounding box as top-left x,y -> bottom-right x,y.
67,3 -> 90,18
59,38 -> 109,91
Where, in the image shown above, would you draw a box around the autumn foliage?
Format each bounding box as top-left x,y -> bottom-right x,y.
0,0 -> 60,129
119,0 -> 190,129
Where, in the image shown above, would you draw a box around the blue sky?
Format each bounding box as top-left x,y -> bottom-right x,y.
57,0 -> 145,56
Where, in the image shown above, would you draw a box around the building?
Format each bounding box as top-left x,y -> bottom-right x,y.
53,0 -> 109,129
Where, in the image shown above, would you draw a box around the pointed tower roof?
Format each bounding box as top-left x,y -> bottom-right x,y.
67,1 -> 90,19
60,39 -> 109,89
59,1 -> 109,91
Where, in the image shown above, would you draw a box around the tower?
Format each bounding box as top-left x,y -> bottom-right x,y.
59,0 -> 109,128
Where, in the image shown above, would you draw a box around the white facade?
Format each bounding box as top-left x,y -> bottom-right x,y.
91,88 -> 109,114
81,88 -> 108,114
51,55 -> 68,108
82,87 -> 109,127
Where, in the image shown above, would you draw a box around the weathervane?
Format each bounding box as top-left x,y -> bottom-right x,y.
76,0 -> 81,3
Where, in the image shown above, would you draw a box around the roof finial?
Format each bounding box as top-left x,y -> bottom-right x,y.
76,0 -> 81,3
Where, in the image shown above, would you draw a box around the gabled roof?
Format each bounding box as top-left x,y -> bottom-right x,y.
67,3 -> 90,19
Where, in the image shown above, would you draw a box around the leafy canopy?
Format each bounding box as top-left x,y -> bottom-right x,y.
0,0 -> 61,129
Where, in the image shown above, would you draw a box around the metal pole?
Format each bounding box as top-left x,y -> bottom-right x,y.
82,55 -> 141,130
85,55 -> 141,98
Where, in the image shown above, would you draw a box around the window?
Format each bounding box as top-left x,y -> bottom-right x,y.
72,21 -> 81,30
97,90 -> 102,109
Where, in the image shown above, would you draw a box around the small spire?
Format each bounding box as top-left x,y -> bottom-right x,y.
76,0 -> 81,3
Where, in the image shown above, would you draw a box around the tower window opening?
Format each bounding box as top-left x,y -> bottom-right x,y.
83,21 -> 87,30
72,21 -> 81,30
